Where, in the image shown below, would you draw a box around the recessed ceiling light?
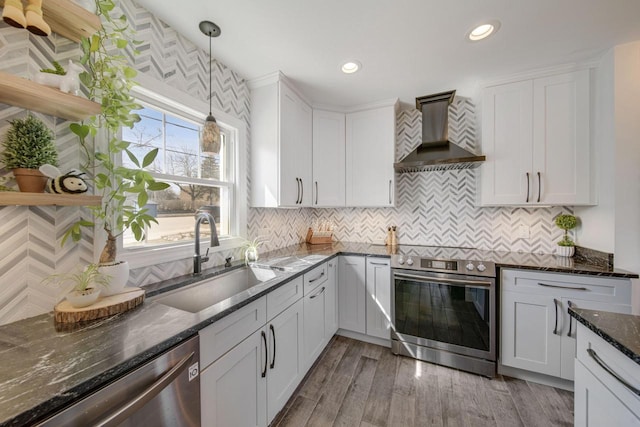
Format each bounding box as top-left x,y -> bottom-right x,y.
468,21 -> 501,41
341,61 -> 361,74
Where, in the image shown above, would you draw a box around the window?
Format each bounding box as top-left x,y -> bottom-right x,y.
117,83 -> 246,267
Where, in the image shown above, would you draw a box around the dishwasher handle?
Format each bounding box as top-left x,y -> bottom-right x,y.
95,351 -> 195,427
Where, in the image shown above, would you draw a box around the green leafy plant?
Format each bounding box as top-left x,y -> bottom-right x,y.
1,115 -> 58,170
40,60 -> 66,75
243,237 -> 267,264
64,0 -> 169,264
43,263 -> 111,293
555,214 -> 578,247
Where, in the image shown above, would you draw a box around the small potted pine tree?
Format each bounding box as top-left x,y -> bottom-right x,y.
1,115 -> 58,192
555,214 -> 578,257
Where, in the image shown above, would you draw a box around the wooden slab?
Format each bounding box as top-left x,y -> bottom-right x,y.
54,288 -> 145,323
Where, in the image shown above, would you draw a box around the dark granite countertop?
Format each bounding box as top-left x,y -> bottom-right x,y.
0,242 -> 636,426
569,308 -> 640,366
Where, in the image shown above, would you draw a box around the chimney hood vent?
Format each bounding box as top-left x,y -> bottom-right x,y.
394,90 -> 485,173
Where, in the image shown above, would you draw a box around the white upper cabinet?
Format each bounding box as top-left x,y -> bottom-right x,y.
312,110 -> 346,207
479,69 -> 593,206
346,103 -> 397,207
250,72 -> 312,207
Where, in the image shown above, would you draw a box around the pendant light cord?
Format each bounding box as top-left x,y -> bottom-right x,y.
208,32 -> 212,116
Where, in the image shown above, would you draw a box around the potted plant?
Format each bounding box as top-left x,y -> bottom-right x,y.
44,263 -> 111,308
1,115 -> 58,192
243,237 -> 266,264
62,0 -> 168,295
555,214 -> 578,257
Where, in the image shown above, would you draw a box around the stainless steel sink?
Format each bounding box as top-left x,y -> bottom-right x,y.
155,266 -> 277,313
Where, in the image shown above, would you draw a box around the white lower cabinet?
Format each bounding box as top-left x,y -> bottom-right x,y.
338,256 -> 366,334
266,298 -> 304,423
303,280 -> 327,370
201,328 -> 267,427
325,260 -> 339,337
365,258 -> 392,340
200,279 -> 304,427
500,269 -> 631,380
575,324 -> 640,426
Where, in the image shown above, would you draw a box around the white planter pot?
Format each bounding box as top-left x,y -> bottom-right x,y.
66,287 -> 100,308
556,246 -> 575,257
99,261 -> 130,296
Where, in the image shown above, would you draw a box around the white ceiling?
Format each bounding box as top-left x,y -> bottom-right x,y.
136,0 -> 640,109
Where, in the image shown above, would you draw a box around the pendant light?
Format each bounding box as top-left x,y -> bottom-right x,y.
199,20 -> 222,154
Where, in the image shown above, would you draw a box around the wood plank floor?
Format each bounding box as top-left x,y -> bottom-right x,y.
272,336 -> 574,427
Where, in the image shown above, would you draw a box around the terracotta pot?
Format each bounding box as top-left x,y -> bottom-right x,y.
12,168 -> 48,193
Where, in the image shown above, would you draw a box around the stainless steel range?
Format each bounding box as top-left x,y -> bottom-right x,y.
390,253 -> 497,377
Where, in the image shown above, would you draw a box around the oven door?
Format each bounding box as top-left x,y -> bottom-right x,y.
391,269 -> 496,361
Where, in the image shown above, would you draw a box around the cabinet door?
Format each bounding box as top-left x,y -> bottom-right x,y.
501,291 -> 561,376
338,256 -> 366,333
365,258 -> 391,340
303,284 -> 326,371
532,70 -> 591,205
345,106 -> 395,207
575,360 -> 640,427
479,80 -> 533,206
296,100 -> 313,206
279,83 -> 302,207
560,298 -> 631,381
267,298 -> 304,423
313,110 -> 345,207
201,328 -> 267,427
324,260 -> 339,339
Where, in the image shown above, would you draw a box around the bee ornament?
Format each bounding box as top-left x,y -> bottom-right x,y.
39,164 -> 88,194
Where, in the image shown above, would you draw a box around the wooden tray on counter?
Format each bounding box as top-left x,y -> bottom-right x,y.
54,287 -> 145,323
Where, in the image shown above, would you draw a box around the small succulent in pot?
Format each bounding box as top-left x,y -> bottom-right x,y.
554,214 -> 578,257
243,237 -> 266,264
1,115 -> 58,192
43,264 -> 111,308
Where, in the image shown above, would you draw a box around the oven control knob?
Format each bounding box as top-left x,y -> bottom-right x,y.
397,256 -> 405,265
477,263 -> 487,272
466,263 -> 475,271
406,258 -> 414,266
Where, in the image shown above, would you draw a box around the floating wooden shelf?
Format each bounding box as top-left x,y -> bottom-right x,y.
0,192 -> 101,206
0,0 -> 101,42
0,72 -> 101,121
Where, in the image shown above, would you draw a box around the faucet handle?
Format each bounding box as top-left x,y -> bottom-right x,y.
202,247 -> 210,263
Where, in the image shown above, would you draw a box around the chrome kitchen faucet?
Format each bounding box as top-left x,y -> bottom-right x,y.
193,212 -> 220,275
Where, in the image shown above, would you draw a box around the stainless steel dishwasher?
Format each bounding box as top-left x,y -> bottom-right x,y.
38,335 -> 200,426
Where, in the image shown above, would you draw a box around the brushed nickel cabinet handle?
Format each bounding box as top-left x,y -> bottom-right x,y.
261,330 -> 267,378
295,178 -> 301,204
309,271 -> 325,283
537,172 -> 541,203
567,300 -> 574,338
553,298 -> 560,335
588,348 -> 640,396
310,286 -> 326,299
389,180 -> 392,205
537,282 -> 588,291
269,324 -> 276,369
300,179 -> 304,204
315,181 -> 318,205
526,172 -> 530,203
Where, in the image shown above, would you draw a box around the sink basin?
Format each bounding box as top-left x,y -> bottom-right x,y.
155,266 -> 277,313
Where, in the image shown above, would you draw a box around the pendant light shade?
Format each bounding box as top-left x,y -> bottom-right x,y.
200,20 -> 221,154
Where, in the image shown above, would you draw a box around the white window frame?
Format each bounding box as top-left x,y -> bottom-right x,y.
115,74 -> 247,269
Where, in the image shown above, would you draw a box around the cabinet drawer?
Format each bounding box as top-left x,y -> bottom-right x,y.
577,324 -> 640,413
501,269 -> 631,303
199,297 -> 267,370
304,263 -> 328,295
267,276 -> 304,320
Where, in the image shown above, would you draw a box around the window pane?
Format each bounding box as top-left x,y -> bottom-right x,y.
165,120 -> 199,156
123,182 -> 230,248
123,108 -> 163,149
166,150 -> 199,178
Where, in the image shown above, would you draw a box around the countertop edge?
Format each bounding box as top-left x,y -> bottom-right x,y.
569,308 -> 640,366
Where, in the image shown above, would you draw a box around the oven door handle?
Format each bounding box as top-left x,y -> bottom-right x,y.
393,272 -> 493,287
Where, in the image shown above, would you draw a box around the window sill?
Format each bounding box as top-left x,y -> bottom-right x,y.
122,236 -> 245,270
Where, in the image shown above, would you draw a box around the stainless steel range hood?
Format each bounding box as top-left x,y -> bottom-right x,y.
394,90 -> 485,173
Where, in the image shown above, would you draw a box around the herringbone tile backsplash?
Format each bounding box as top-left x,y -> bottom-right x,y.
0,2 -> 570,324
